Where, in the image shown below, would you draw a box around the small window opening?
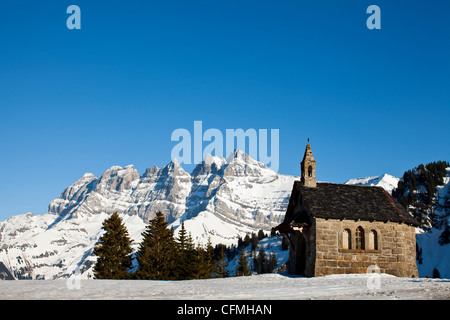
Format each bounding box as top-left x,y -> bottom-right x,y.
342,229 -> 351,249
308,165 -> 313,177
355,226 -> 365,250
369,230 -> 378,250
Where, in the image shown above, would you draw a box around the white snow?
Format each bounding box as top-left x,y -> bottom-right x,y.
345,173 -> 400,194
0,273 -> 448,300
417,228 -> 450,278
204,153 -> 226,169
416,169 -> 450,278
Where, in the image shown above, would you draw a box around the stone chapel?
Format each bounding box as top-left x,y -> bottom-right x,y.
273,143 -> 419,277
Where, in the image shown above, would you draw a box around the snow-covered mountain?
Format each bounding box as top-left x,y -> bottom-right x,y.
344,173 -> 400,194
0,151 -> 298,280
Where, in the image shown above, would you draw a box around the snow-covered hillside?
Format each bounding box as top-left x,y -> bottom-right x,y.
415,168 -> 450,278
227,235 -> 290,275
0,212 -> 146,280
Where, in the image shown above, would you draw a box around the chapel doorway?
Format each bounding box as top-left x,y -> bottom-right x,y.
294,232 -> 307,276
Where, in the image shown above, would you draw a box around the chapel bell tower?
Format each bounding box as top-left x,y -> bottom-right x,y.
301,140 -> 316,188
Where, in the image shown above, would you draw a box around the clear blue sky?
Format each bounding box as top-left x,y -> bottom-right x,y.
0,1 -> 449,221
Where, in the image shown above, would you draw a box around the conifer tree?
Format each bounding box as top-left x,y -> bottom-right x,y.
135,211 -> 177,280
234,249 -> 251,276
268,252 -> 278,272
93,212 -> 133,279
175,222 -> 197,280
214,246 -> 229,278
251,232 -> 259,251
254,247 -> 267,274
439,225 -> 450,245
196,238 -> 215,279
243,234 -> 251,247
433,268 -> 441,278
257,229 -> 265,241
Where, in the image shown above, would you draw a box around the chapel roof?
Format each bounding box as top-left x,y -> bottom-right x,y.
274,181 -> 420,232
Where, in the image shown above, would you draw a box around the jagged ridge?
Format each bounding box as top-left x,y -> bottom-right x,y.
0,151 -> 297,279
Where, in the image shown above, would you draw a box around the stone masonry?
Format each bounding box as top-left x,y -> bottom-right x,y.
314,218 -> 418,277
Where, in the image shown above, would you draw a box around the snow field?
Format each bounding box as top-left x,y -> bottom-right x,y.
1,273 -> 449,300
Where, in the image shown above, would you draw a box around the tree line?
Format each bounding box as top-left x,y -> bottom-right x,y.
392,160 -> 449,211
392,160 -> 449,246
92,211 -> 282,280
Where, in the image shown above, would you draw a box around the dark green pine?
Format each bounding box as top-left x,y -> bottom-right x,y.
135,211 -> 178,280
93,212 -> 134,279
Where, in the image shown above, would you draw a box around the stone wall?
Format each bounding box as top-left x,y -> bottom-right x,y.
314,218 -> 418,278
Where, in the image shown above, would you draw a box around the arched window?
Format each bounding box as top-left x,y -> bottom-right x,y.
369,230 -> 378,250
342,229 -> 351,249
308,165 -> 313,177
355,226 -> 365,250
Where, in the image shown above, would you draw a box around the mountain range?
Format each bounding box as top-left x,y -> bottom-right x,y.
0,151 -> 297,279
0,152 -> 447,280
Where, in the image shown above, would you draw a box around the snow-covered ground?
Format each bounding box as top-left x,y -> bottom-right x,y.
1,273 -> 449,300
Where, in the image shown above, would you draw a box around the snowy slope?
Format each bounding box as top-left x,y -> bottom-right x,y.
227,235 -> 290,276
0,212 -> 146,279
1,273 -> 449,300
416,168 -> 450,278
174,151 -> 297,246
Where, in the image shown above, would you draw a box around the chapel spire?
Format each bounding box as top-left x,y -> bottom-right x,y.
301,142 -> 316,187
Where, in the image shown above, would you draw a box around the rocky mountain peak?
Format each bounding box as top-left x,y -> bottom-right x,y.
191,154 -> 226,178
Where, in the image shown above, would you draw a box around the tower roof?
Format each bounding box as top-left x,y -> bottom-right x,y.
302,143 -> 315,162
